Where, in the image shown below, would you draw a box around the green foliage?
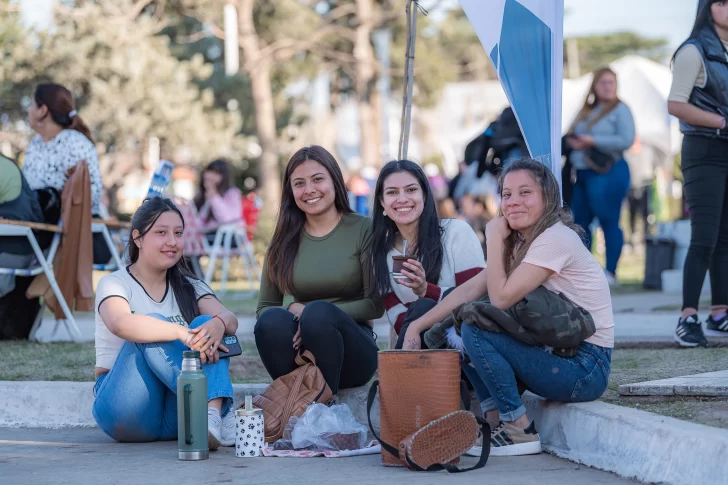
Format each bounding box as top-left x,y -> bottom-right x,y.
0,1 -> 249,164
566,31 -> 670,76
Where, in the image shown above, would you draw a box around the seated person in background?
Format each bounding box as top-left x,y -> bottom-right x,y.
403,158 -> 614,457
93,197 -> 238,449
194,159 -> 243,240
22,82 -> 110,264
255,145 -> 383,396
368,160 -> 485,349
0,154 -> 45,298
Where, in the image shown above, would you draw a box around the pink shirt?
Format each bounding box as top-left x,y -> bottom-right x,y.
197,187 -> 243,231
521,222 -> 615,348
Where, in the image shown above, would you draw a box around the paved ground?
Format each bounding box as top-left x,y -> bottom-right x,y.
0,427 -> 637,485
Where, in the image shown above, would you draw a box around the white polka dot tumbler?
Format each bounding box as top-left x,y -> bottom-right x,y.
235,395 -> 264,458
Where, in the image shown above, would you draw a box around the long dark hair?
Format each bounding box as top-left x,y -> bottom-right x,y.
194,158 -> 233,219
128,197 -> 200,324
369,160 -> 444,296
499,158 -> 583,274
673,0 -> 723,60
34,83 -> 94,143
265,145 -> 353,294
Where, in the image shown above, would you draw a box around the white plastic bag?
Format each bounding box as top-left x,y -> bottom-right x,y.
290,403 -> 368,451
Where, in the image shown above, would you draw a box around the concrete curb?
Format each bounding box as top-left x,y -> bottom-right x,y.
523,393 -> 728,485
3,381 -> 728,485
0,381 -> 379,432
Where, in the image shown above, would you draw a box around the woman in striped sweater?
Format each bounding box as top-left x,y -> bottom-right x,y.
369,160 -> 485,349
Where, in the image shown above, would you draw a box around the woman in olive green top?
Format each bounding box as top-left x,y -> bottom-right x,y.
255,145 -> 383,394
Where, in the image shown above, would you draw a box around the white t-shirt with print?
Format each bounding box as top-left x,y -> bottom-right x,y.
521,222 -> 615,348
94,267 -> 215,369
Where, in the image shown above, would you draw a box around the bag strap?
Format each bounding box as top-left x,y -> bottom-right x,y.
366,381 -> 401,459
295,350 -> 315,366
367,381 -> 491,473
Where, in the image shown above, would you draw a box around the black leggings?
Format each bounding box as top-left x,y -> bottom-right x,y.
395,298 -> 439,350
681,136 -> 728,310
254,301 -> 378,394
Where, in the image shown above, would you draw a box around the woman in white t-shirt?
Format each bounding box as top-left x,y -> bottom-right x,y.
93,197 -> 238,450
404,158 -> 614,457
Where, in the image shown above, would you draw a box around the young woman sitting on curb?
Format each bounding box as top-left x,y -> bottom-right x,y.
403,158 -> 614,457
93,198 -> 238,450
368,160 -> 485,349
255,146 -> 383,396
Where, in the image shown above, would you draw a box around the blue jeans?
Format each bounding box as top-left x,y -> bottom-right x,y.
461,324 -> 612,422
92,314 -> 233,442
571,159 -> 630,274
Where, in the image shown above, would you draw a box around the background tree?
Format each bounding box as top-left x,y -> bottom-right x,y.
565,31 -> 670,76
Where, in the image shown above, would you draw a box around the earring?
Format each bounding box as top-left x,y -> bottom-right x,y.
382,210 -> 387,217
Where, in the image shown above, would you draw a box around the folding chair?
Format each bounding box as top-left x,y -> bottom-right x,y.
91,219 -> 125,272
0,219 -> 82,342
176,201 -> 260,296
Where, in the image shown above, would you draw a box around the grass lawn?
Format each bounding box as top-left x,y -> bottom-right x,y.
605,348 -> 728,429
3,341 -> 727,429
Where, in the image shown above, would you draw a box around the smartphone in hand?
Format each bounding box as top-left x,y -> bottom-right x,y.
218,335 -> 242,359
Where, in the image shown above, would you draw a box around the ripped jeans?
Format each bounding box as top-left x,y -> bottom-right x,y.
460,324 -> 612,422
92,314 -> 233,442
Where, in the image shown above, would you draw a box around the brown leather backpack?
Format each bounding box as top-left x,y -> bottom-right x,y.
251,350 -> 333,443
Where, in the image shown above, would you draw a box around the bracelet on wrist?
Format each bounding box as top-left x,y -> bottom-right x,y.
212,314 -> 227,332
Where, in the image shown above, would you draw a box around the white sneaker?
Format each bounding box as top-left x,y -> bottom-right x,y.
221,410 -> 236,447
604,270 -> 619,287
207,407 -> 222,451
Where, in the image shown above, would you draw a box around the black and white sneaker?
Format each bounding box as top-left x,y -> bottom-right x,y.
488,421 -> 542,457
674,315 -> 708,347
706,314 -> 728,333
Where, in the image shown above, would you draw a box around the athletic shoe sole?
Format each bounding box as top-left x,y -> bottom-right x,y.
404,410 -> 479,468
673,333 -> 702,348
489,440 -> 542,457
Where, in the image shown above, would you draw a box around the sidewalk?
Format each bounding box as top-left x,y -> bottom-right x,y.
0,427 -> 636,485
33,291 -> 728,346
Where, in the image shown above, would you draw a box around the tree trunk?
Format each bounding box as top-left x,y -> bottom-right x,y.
238,0 -> 281,219
354,0 -> 379,168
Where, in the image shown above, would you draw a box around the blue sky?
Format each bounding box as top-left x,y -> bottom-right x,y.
23,0 -> 698,50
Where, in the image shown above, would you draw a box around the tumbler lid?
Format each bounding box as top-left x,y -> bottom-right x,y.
235,406 -> 263,417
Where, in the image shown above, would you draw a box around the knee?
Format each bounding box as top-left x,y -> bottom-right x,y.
460,323 -> 479,348
189,315 -> 212,330
301,300 -> 338,322
254,307 -> 291,339
406,298 -> 437,319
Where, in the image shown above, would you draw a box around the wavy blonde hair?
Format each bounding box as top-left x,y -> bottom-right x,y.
498,158 -> 584,274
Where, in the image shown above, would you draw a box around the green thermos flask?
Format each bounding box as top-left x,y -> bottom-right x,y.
177,350 -> 209,461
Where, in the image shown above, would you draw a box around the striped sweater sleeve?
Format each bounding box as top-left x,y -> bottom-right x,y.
423,219 -> 486,302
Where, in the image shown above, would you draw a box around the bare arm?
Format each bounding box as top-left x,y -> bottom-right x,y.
99,297 -> 187,343
485,237 -> 553,309
668,101 -> 725,130
198,295 -> 239,335
408,269 -> 489,334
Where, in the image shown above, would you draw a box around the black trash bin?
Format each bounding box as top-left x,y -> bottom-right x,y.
643,236 -> 676,290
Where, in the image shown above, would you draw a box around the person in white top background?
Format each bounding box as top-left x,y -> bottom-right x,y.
367,159 -> 486,350
92,197 -> 238,450
404,158 -> 614,457
22,82 -> 110,264
668,0 -> 728,347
